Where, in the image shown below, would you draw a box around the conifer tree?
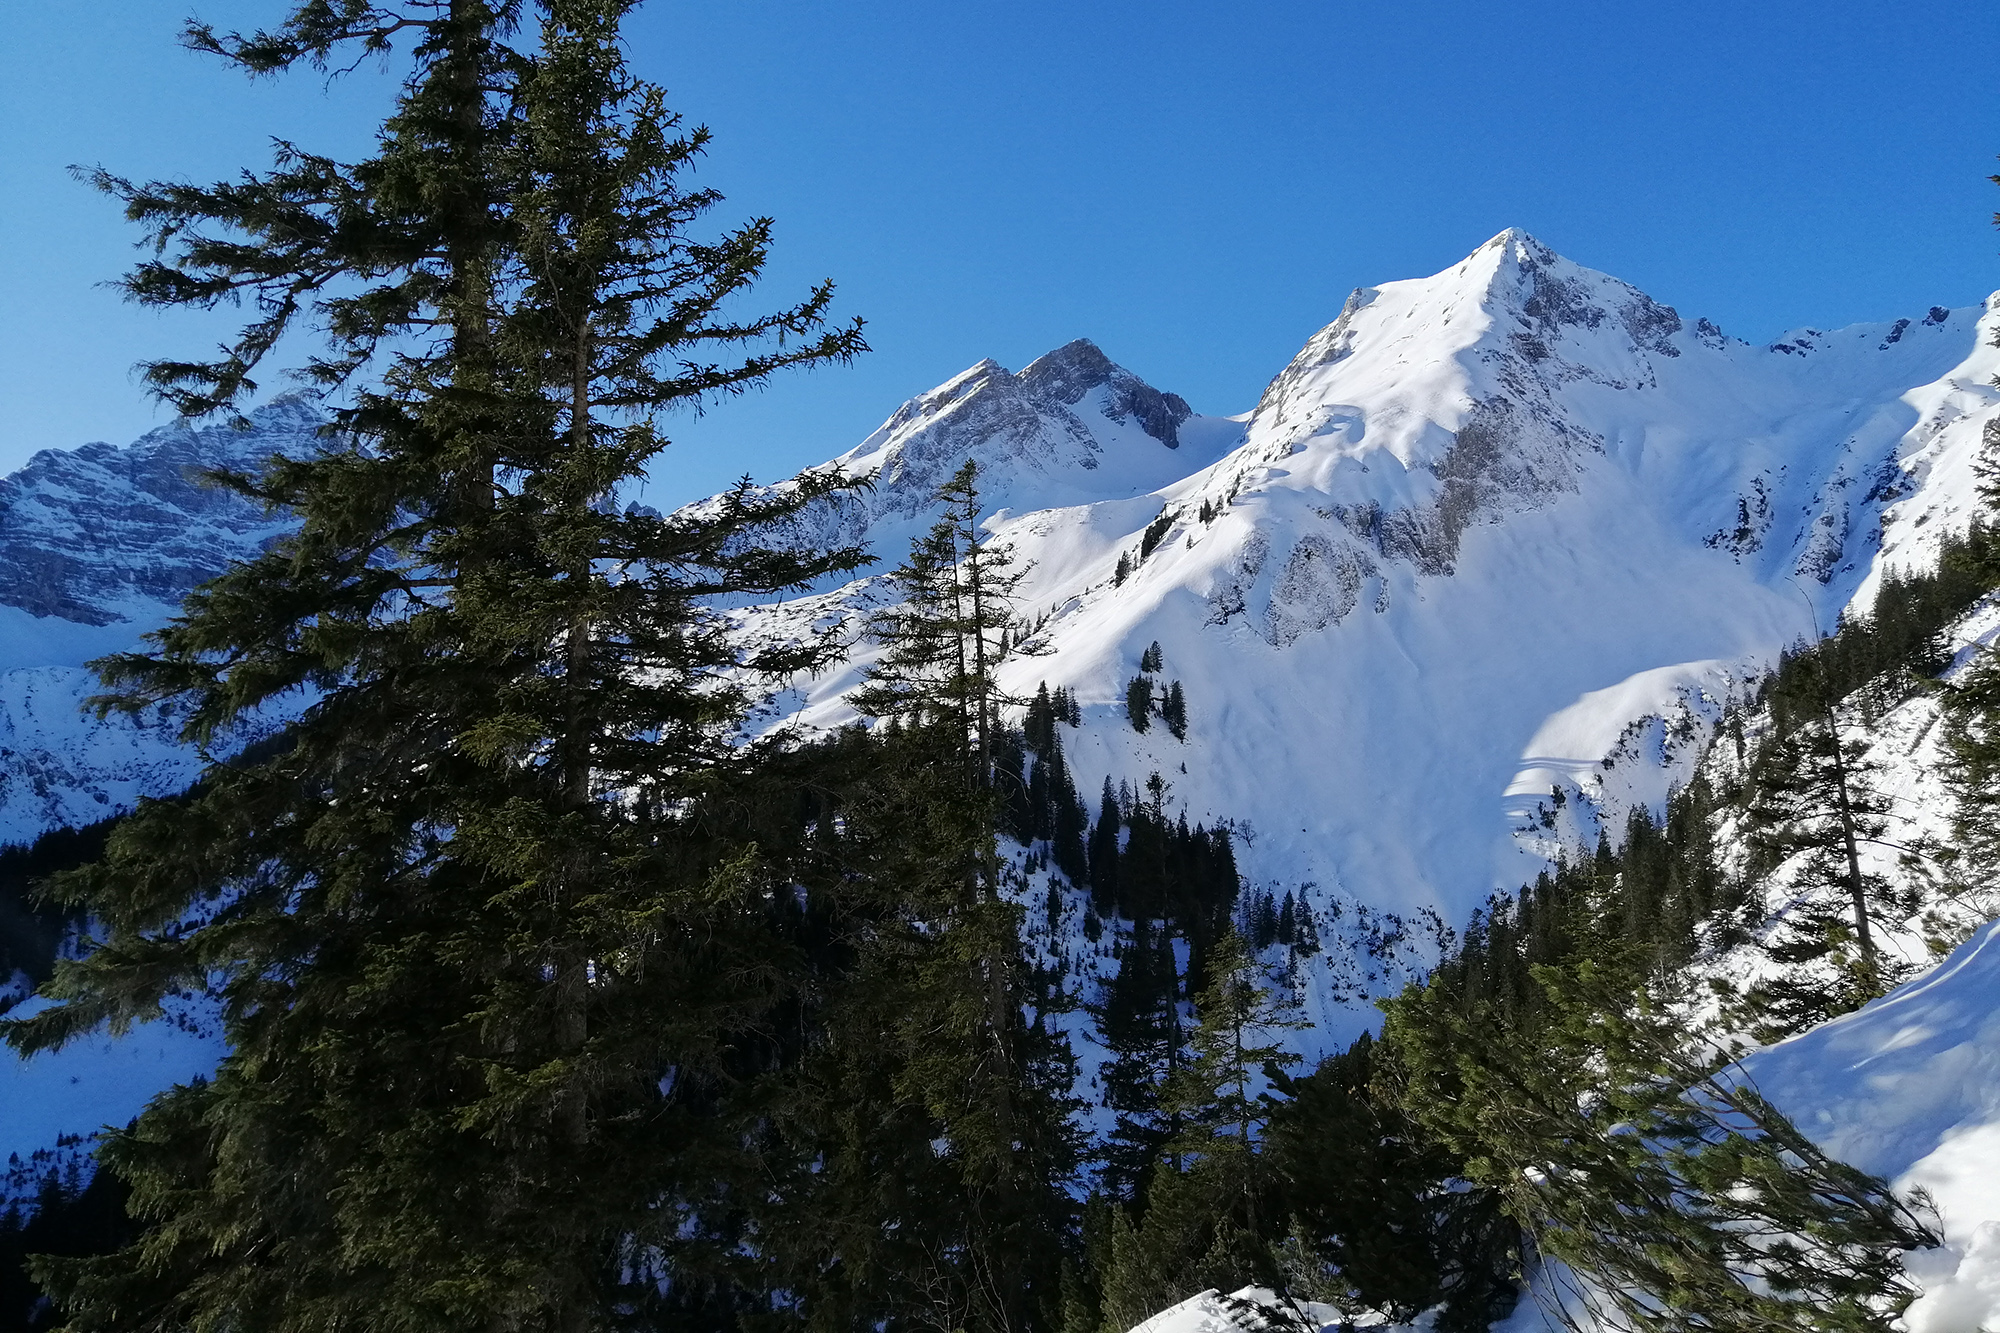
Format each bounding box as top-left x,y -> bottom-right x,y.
823,460 -> 1078,1332
1944,647 -> 2000,910
1125,676 -> 1153,733
1743,655 -> 1912,1037
1095,933 -> 1304,1329
1162,680 -> 1188,741
4,4 -> 867,1328
1094,920 -> 1184,1202
1942,426 -> 2000,916
1164,931 -> 1304,1176
1381,960 -> 1937,1333
1266,1033 -> 1516,1329
1089,777 -> 1123,918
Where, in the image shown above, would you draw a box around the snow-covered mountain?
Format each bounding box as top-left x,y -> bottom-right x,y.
730,230 -> 1997,1038
7,230 -> 1997,1014
0,396 -> 317,843
5,231 -> 1999,1323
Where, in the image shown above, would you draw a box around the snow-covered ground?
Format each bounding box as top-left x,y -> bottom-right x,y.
0,993 -> 222,1169
6,233 -> 2000,1264
1744,919 -> 2000,1333
1123,922 -> 2000,1333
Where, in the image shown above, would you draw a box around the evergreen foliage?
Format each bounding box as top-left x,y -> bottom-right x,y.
802,459 -> 1080,1333
1092,933 -> 1301,1330
1433,778 -> 1739,1036
3,4 -> 868,1328
1761,524 -> 2000,734
1366,526 -> 2000,1333
1162,681 -> 1188,741
1265,1034 -> 1517,1331
1094,919 -> 1186,1204
1740,690 -> 1913,1037
1731,523 -> 2000,1033
9,37 -> 1997,1325
1944,647 -> 2000,904
1125,676 -> 1152,732
1382,960 -> 1938,1333
0,1164 -> 136,1333
1007,684 -> 1091,885
0,819 -> 114,987
1940,445 -> 2000,909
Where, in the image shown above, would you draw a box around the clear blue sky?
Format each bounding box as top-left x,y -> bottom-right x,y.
5,1 -> 1999,506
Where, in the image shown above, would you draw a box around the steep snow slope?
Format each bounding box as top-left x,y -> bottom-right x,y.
1121,921 -> 2000,1333
739,232 -> 2000,1044
1743,919 -> 2000,1333
6,231 -> 1999,1166
1475,919 -> 2000,1333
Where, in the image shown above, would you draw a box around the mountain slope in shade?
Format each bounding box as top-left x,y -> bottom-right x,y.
0,396 -> 317,843
0,394 -> 318,639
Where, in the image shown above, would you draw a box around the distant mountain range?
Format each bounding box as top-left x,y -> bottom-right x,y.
7,234 -> 1999,1327
3,228 -> 1993,1011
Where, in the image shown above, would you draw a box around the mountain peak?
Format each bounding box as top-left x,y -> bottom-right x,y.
1017,339 -> 1192,449
1479,225 -> 1548,256
0,397 -> 326,626
1018,338 -> 1117,395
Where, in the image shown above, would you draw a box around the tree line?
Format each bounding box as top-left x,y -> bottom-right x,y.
4,2 -> 2000,1329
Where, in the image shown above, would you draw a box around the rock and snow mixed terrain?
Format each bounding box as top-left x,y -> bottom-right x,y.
730,228 -> 1999,1037
4,230 -> 1998,1325
8,232 -> 1994,938
0,395 -> 318,843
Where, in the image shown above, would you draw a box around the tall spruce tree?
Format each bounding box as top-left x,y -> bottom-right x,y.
1094,933 -> 1304,1330
1941,421 -> 2000,920
3,4 -> 867,1328
809,459 -> 1077,1333
1094,919 -> 1185,1203
1743,655 -> 1912,1038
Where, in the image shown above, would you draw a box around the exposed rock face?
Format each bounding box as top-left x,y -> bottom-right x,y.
705,338 -> 1205,568
0,396 -> 323,843
1017,338 -> 1192,449
0,396 -> 321,625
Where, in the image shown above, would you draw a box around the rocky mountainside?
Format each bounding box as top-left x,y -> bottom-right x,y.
0,394 -> 318,637
0,396 -> 318,842
3,230 -> 1994,1013
727,230 -> 1996,1044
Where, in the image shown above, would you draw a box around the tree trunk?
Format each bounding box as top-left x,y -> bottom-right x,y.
1819,698 -> 1880,988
